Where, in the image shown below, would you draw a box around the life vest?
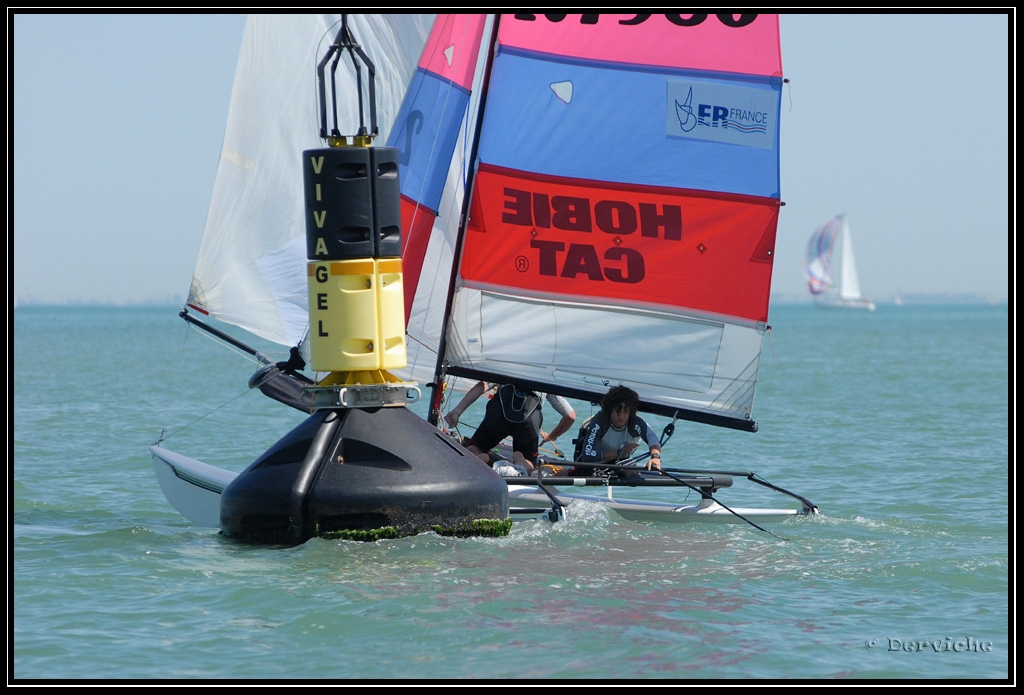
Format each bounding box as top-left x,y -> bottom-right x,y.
496,384 -> 541,424
572,410 -> 643,462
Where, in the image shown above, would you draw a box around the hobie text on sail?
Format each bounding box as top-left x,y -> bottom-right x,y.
460,166 -> 779,323
502,186 -> 685,284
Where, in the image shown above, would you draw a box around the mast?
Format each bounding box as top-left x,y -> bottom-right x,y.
426,14 -> 500,426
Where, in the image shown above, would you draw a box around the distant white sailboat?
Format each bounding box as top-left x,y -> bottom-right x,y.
805,213 -> 875,310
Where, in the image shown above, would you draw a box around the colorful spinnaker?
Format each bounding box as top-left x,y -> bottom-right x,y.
806,213 -> 875,310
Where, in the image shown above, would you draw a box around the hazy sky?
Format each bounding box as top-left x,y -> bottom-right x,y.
11,12 -> 1010,305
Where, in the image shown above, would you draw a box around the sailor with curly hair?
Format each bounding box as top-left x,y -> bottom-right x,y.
573,385 -> 662,473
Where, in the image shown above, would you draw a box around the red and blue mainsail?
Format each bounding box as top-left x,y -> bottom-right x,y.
461,13 -> 781,324
444,14 -> 786,428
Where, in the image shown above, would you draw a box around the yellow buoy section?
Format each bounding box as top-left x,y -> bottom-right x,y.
308,258 -> 407,373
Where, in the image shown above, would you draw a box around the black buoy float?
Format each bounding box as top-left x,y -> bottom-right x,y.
220,405 -> 509,544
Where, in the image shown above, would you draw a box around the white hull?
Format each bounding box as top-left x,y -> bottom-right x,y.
152,445 -> 808,529
151,446 -> 235,528
814,297 -> 876,311
508,486 -> 804,524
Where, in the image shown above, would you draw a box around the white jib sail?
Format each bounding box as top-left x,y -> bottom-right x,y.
187,14 -> 433,349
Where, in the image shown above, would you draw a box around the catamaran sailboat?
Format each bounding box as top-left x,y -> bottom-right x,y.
806,213 -> 876,310
152,13 -> 817,543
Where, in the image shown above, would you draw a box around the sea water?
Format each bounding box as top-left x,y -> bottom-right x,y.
12,304 -> 1009,680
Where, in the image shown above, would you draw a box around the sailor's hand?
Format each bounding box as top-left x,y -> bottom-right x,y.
539,430 -> 551,444
620,442 -> 638,458
646,452 -> 662,470
444,410 -> 460,427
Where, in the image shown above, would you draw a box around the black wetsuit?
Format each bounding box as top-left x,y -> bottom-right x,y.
465,385 -> 544,462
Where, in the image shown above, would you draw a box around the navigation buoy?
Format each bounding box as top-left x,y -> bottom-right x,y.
219,21 -> 509,544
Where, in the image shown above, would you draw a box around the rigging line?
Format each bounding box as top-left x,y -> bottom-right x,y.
660,416 -> 677,448
406,330 -> 437,352
161,319 -> 296,444
163,316 -> 206,443
151,384 -> 258,446
185,320 -> 294,370
543,439 -> 566,460
485,439 -> 565,464
434,373 -> 450,408
615,450 -> 652,468
404,331 -> 439,376
539,443 -> 564,460
160,318 -> 267,445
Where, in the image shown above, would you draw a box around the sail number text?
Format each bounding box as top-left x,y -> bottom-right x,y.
513,14 -> 758,28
